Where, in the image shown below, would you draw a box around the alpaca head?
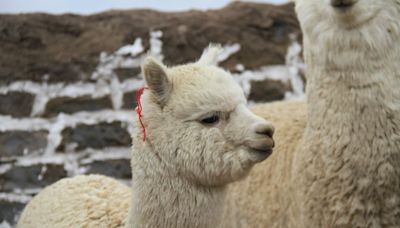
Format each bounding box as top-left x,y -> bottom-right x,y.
295,0 -> 400,38
295,0 -> 400,70
135,45 -> 274,186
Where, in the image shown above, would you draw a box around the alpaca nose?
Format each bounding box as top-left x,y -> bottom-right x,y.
255,123 -> 275,138
331,0 -> 357,8
246,122 -> 275,161
255,123 -> 275,149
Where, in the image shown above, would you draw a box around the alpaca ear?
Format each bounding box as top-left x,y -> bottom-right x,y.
142,57 -> 171,107
197,44 -> 222,66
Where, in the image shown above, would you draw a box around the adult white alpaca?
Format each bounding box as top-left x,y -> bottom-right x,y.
224,0 -> 400,227
17,46 -> 275,228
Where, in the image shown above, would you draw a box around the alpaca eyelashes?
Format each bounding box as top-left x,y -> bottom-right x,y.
200,114 -> 220,126
198,111 -> 231,126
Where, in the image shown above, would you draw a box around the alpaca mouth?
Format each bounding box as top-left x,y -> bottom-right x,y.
331,0 -> 357,10
245,137 -> 274,161
250,147 -> 273,161
331,6 -> 381,29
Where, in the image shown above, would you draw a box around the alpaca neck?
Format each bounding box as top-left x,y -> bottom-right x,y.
125,140 -> 226,228
304,26 -> 400,147
305,39 -> 400,135
293,27 -> 400,226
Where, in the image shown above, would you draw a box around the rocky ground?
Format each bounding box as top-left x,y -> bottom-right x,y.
0,2 -> 304,226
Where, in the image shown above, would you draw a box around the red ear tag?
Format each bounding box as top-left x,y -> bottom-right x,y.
135,87 -> 148,142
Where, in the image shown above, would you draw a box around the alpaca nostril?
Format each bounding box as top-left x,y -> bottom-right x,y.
255,123 -> 275,138
331,0 -> 357,8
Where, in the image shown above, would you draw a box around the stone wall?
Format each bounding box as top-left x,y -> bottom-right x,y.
0,2 -> 304,226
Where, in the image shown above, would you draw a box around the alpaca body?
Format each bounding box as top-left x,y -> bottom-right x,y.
222,101 -> 306,228
225,0 -> 400,227
18,175 -> 130,228
295,1 -> 400,225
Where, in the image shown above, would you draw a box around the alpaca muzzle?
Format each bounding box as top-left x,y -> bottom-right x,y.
247,123 -> 275,160
331,0 -> 357,9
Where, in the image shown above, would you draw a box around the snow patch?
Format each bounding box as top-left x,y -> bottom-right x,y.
0,221 -> 12,228
110,75 -> 123,109
0,164 -> 12,175
0,116 -> 50,132
149,30 -> 164,60
0,193 -> 32,203
80,147 -> 131,164
116,38 -> 144,56
235,64 -> 245,72
37,165 -> 47,181
284,34 -> 306,100
218,43 -> 241,63
120,78 -> 145,92
16,154 -> 65,167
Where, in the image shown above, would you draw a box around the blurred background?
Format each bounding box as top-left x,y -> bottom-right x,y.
0,0 -> 304,227
0,0 -> 288,14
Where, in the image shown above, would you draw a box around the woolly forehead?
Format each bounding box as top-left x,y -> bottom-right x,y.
166,64 -> 246,119
294,0 -> 400,54
295,0 -> 400,31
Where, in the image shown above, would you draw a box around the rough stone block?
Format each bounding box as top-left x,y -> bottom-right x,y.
44,95 -> 112,117
114,67 -> 141,81
84,158 -> 131,179
0,200 -> 25,227
122,91 -> 137,110
0,164 -> 66,192
0,130 -> 48,158
58,121 -> 131,151
0,92 -> 35,118
248,79 -> 289,102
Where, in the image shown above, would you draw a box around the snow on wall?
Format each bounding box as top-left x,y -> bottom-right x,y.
0,29 -> 305,177
233,34 -> 305,100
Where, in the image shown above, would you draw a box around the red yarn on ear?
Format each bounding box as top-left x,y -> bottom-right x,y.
135,87 -> 148,142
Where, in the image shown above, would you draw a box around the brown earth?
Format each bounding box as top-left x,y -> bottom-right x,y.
0,2 -> 300,84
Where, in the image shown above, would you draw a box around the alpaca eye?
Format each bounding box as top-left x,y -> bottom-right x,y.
200,115 -> 220,125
